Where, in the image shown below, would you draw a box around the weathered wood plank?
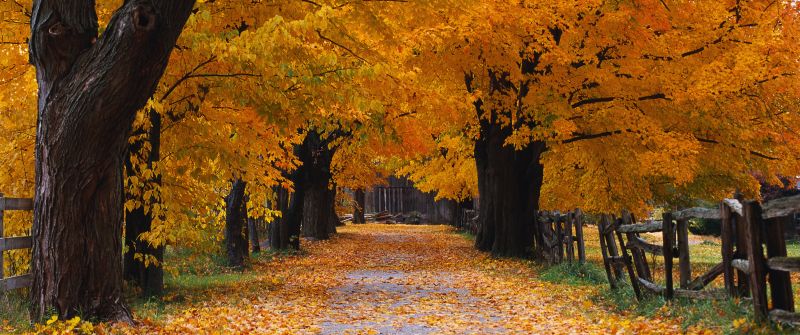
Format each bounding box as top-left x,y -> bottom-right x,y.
762,193 -> 800,219
720,203 -> 736,296
638,278 -> 664,293
575,209 -> 586,263
732,259 -> 751,274
767,257 -> 800,272
769,309 -> 800,327
677,219 -> 692,288
617,222 -> 663,233
674,288 -> 727,300
598,217 -> 617,289
663,212 -> 675,300
743,201 -> 768,322
626,236 -> 675,257
0,198 -> 33,211
723,198 -> 743,216
687,262 -> 724,290
672,207 -> 721,220
766,216 -> 794,312
0,236 -> 32,252
0,274 -> 32,291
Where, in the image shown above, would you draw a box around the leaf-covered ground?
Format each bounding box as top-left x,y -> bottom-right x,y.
83,224 -> 720,335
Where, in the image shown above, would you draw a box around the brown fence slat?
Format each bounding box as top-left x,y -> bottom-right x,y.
0,236 -> 32,252
638,278 -> 664,293
662,212 -> 675,300
720,203 -> 736,295
672,207 -> 721,220
743,201 -> 768,322
762,193 -> 800,219
0,198 -> 33,211
674,288 -> 727,300
769,309 -> 800,327
766,217 -> 794,312
687,262 -> 724,290
617,222 -> 663,233
677,219 -> 692,288
0,274 -> 32,290
767,257 -> 800,272
732,259 -> 751,274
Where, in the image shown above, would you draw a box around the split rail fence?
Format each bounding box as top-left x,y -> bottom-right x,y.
0,194 -> 34,291
599,194 -> 800,325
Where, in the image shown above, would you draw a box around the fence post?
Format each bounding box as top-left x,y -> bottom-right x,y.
565,212 -> 574,263
765,216 -> 794,312
662,212 -> 674,300
575,208 -> 586,263
720,202 -> 736,296
677,218 -> 691,288
555,215 -> 564,263
743,201 -> 768,322
598,216 -> 617,289
734,204 -> 750,297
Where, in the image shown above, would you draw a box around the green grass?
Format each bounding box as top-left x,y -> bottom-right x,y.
539,261 -> 607,286
0,290 -> 30,330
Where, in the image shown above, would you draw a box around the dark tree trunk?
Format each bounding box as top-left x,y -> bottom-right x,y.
224,179 -> 249,269
248,217 -> 261,253
467,69 -> 545,258
354,189 -> 366,224
473,121 -> 545,258
28,0 -> 194,322
123,110 -> 164,297
269,186 -> 297,250
298,131 -> 338,240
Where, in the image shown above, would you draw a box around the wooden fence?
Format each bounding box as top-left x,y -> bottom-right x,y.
453,209 -> 586,265
0,194 -> 33,291
538,210 -> 586,264
599,195 -> 800,326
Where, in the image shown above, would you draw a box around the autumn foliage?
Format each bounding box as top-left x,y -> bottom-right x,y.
1,0 -> 800,330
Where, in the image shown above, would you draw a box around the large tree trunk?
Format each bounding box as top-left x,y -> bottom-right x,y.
28,0 -> 194,322
123,110 -> 164,297
269,186 -> 297,250
467,70 -> 545,258
224,179 -> 249,269
353,189 -> 366,224
299,131 -> 338,240
473,121 -> 545,257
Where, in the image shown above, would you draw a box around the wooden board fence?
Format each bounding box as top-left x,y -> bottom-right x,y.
0,193 -> 34,291
599,193 -> 800,326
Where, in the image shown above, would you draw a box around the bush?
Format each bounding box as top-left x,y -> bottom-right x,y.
688,218 -> 721,236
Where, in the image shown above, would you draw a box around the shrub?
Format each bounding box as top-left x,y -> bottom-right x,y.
688,218 -> 721,236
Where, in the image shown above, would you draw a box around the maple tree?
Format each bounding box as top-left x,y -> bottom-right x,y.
401,0 -> 800,257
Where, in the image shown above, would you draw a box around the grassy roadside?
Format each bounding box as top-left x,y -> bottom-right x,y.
497,226 -> 800,335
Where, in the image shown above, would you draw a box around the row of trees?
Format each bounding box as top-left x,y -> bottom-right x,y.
0,0 -> 799,324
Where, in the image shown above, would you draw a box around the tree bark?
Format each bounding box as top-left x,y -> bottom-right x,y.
123,110 -> 164,297
269,186 -> 297,250
467,70 -> 545,258
29,0 -> 195,322
298,131 -> 338,240
354,189 -> 366,224
224,179 -> 249,269
248,217 -> 261,253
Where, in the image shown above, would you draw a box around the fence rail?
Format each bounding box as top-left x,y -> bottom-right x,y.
0,194 -> 33,292
596,194 -> 800,326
